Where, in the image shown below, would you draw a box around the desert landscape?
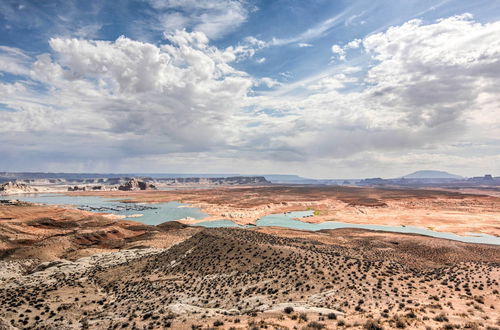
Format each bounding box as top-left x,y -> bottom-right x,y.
1,182 -> 499,329
2,1 -> 500,328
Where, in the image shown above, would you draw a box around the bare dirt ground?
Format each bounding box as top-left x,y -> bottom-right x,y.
70,185 -> 500,236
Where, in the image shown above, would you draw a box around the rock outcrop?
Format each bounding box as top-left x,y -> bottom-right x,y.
157,176 -> 270,185
68,186 -> 86,191
118,178 -> 156,191
0,181 -> 38,195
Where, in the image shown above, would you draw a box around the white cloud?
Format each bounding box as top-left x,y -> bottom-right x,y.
329,39 -> 361,62
362,13 -> 500,127
345,11 -> 367,26
1,14 -> 500,177
149,0 -> 251,39
244,36 -> 267,48
74,24 -> 103,39
330,44 -> 343,54
157,12 -> 189,32
242,14 -> 500,174
221,36 -> 268,61
271,9 -> 350,46
345,39 -> 361,49
0,46 -> 32,76
259,77 -> 280,88
330,44 -> 346,60
1,31 -> 254,165
297,43 -> 313,48
307,74 -> 356,91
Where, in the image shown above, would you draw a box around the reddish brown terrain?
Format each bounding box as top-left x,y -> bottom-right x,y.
0,186 -> 499,329
0,200 -> 199,261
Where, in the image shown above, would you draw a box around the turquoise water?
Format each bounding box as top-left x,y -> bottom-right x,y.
2,193 -> 499,245
254,211 -> 500,245
1,193 -> 207,225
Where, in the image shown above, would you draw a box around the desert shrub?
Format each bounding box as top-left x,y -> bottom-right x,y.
364,319 -> 383,330
393,315 -> 406,329
433,313 -> 449,322
327,313 -> 337,320
395,320 -> 406,329
463,322 -> 479,329
213,320 -> 224,327
405,311 -> 416,319
284,306 -> 294,314
474,296 -> 485,304
307,321 -> 326,329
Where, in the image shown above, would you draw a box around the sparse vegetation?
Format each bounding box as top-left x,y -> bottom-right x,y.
1,187 -> 499,329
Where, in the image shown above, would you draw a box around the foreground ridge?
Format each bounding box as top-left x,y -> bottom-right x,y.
1,226 -> 499,329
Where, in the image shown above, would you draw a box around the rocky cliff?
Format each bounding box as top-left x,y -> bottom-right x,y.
118,178 -> 157,191
0,182 -> 38,195
157,176 -> 270,185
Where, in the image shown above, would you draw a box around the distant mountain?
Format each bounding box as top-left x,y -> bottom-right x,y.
261,174 -> 319,184
133,173 -> 240,179
0,172 -> 242,180
401,170 -> 463,179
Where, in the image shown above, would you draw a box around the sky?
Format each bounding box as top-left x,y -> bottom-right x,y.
1,0 -> 500,179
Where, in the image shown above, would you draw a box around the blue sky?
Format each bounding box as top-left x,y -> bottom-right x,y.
1,0 -> 500,178
4,0 -> 499,84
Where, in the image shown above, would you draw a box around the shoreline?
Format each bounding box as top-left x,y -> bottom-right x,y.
3,187 -> 500,239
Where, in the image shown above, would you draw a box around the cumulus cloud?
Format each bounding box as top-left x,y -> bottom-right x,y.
345,39 -> 361,49
363,13 -> 500,127
1,14 -> 500,176
244,14 -> 500,171
330,39 -> 360,61
330,44 -> 346,60
0,30 -> 254,167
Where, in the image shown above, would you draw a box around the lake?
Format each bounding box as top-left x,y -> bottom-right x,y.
0,193 -> 207,225
2,193 -> 499,245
